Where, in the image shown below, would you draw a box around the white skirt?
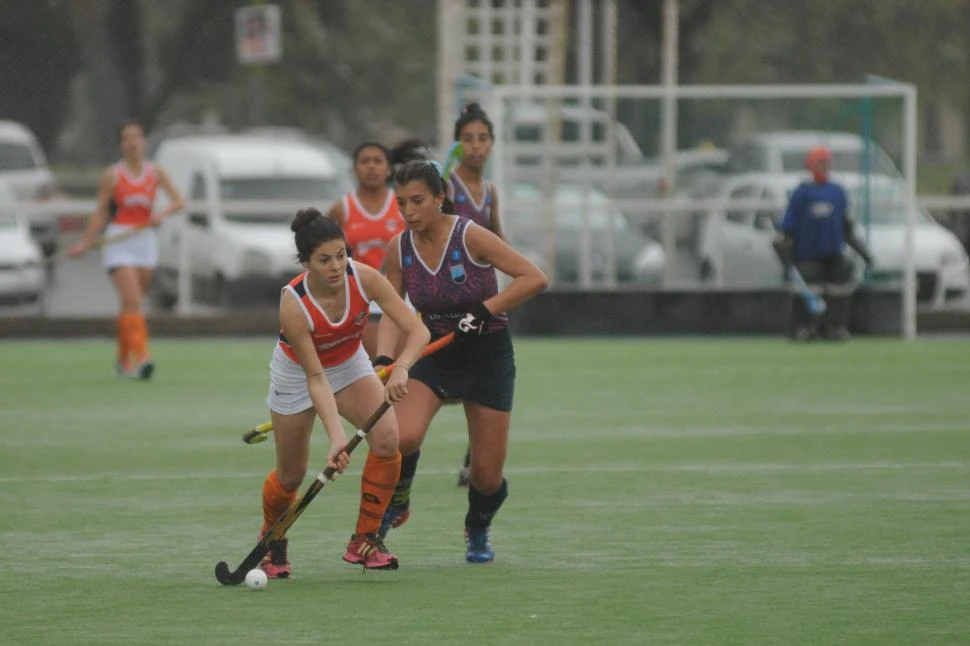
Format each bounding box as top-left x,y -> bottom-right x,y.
101,223 -> 157,270
266,343 -> 374,415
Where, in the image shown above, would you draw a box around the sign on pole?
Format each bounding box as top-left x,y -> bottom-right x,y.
235,4 -> 282,65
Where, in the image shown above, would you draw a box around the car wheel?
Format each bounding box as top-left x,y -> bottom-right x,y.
699,259 -> 714,282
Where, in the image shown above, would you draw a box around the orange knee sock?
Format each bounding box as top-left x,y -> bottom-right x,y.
261,470 -> 298,533
356,451 -> 402,536
117,313 -> 150,365
128,313 -> 149,361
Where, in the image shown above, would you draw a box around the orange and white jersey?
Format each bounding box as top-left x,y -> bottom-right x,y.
277,261 -> 371,368
111,162 -> 157,227
341,191 -> 405,271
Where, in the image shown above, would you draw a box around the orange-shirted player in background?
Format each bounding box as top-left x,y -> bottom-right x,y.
69,119 -> 184,380
257,207 -> 429,577
327,142 -> 406,358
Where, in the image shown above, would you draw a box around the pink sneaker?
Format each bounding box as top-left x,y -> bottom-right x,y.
257,531 -> 291,578
342,533 -> 399,570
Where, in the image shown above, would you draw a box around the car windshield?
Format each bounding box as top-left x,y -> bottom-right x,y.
220,177 -> 342,223
780,148 -> 899,176
0,142 -> 38,171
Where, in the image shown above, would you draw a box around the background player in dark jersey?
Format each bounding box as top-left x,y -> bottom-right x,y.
376,159 -> 547,563
776,146 -> 874,341
450,103 -> 505,485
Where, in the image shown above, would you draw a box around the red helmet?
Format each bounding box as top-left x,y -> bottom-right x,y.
804,145 -> 833,169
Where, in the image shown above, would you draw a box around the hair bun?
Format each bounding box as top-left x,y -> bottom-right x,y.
462,102 -> 484,116
291,207 -> 322,233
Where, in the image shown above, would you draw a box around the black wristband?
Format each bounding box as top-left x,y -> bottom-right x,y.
470,302 -> 493,322
372,355 -> 394,368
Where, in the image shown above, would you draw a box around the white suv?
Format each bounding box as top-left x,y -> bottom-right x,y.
697,172 -> 970,310
152,135 -> 346,309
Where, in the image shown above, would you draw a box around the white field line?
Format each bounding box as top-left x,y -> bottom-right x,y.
0,460 -> 966,484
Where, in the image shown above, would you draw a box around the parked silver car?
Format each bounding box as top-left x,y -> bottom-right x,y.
504,182 -> 665,286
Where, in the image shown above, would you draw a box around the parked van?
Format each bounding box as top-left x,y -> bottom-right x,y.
152,135 -> 346,308
0,120 -> 61,257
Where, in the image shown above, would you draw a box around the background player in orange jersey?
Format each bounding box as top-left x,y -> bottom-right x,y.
68,119 -> 184,380
258,207 -> 429,577
326,141 -> 406,357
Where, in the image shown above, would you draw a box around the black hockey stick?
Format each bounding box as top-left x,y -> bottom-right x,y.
214,401 -> 392,585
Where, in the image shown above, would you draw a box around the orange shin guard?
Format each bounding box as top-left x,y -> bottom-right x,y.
261,470 -> 298,533
128,313 -> 149,361
356,451 -> 402,536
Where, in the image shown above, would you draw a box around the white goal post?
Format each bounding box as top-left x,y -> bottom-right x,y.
482,81 -> 920,339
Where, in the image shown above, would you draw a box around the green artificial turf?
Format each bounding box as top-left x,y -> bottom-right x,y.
0,337 -> 967,645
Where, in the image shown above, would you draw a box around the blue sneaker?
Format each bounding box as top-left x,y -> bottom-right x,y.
378,504 -> 410,539
464,526 -> 494,563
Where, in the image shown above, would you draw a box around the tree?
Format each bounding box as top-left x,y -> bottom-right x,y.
0,0 -> 78,154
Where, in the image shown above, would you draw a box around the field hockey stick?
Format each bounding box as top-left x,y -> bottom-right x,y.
59,222 -> 157,261
771,233 -> 826,317
214,401 -> 392,586
241,332 -> 456,444
442,142 -> 464,177
787,265 -> 827,317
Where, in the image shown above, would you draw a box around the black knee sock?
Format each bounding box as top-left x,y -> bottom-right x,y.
463,447 -> 471,468
390,450 -> 420,509
465,478 -> 508,530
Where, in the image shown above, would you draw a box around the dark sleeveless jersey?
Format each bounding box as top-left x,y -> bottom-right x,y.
450,171 -> 492,229
399,216 -> 507,337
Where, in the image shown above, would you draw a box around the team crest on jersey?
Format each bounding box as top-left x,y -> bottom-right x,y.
386,219 -> 399,232
354,312 -> 367,327
450,263 -> 467,284
403,254 -> 414,267
456,193 -> 467,203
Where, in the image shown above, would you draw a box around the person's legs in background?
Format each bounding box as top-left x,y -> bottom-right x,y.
819,254 -> 856,341
790,260 -> 824,341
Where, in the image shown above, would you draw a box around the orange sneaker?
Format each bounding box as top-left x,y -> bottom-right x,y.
257,531 -> 291,578
342,533 -> 399,570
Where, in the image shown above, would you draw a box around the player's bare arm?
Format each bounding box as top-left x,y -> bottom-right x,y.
279,290 -> 349,469
70,167 -> 115,255
326,200 -> 345,226
488,182 -> 505,240
464,222 -> 548,315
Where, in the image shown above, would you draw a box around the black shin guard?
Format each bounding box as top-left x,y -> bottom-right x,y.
390,450 -> 420,508
465,478 -> 509,530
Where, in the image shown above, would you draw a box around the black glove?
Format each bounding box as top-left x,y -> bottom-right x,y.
456,302 -> 493,337
372,355 -> 394,368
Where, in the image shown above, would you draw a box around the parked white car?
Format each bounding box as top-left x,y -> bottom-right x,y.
726,131 -> 900,178
0,120 -> 62,258
697,172 -> 970,309
0,182 -> 45,305
152,135 -> 346,308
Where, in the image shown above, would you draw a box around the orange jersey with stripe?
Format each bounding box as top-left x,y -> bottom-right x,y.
277,261 -> 371,367
341,191 -> 405,270
111,162 -> 157,226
